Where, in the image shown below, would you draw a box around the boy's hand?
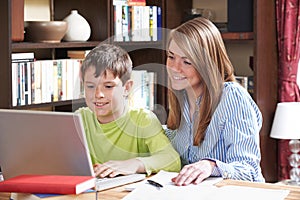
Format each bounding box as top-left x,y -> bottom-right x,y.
93,159 -> 145,178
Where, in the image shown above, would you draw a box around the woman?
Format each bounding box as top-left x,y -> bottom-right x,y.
165,17 -> 265,186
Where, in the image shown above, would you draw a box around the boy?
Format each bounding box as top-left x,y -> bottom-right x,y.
76,44 -> 181,178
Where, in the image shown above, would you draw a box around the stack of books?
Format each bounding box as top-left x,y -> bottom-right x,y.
113,0 -> 162,41
0,174 -> 96,200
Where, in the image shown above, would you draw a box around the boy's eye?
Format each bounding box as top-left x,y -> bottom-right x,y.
86,84 -> 95,89
104,85 -> 115,89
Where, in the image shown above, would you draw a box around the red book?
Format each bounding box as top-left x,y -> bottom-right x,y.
0,174 -> 95,195
127,0 -> 146,6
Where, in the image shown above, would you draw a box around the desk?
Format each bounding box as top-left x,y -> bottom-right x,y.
1,179 -> 300,200
215,180 -> 300,200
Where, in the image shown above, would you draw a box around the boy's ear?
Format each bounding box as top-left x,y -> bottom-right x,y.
124,80 -> 133,96
125,79 -> 133,91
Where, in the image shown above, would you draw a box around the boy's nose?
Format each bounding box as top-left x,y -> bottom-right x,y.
95,86 -> 104,98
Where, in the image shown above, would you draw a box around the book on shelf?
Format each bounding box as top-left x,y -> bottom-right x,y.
129,70 -> 156,110
31,61 -> 42,104
147,71 -> 156,111
12,52 -> 35,63
113,0 -> 146,6
247,75 -> 254,98
149,6 -> 157,41
113,0 -> 128,5
0,174 -> 95,195
235,75 -> 254,98
114,4 -> 123,41
130,6 -> 143,41
141,6 -> 151,41
235,75 -> 248,89
122,5 -> 130,41
67,50 -> 91,59
157,6 -> 162,40
127,0 -> 146,6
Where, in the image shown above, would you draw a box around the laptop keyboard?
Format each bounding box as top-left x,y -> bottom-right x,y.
95,174 -> 146,191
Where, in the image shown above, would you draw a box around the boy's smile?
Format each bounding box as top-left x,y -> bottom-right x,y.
83,67 -> 132,124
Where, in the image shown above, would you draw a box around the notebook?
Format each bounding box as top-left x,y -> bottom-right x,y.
0,109 -> 146,190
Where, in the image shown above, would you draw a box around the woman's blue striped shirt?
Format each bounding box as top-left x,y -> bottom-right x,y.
165,82 -> 265,182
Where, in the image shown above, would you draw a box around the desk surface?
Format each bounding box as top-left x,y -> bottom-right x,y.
215,180 -> 300,200
1,179 -> 300,200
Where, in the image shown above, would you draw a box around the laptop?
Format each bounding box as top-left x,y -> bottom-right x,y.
0,109 -> 95,180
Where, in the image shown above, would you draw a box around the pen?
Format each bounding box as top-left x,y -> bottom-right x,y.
147,180 -> 163,189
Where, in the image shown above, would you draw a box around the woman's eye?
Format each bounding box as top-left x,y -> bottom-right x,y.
184,60 -> 192,65
167,53 -> 174,59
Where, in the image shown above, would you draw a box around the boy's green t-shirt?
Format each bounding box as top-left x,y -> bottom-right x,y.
76,107 -> 180,175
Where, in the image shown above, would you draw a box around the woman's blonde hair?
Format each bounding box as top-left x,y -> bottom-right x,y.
166,17 -> 235,145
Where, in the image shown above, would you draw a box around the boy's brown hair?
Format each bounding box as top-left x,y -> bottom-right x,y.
81,43 -> 133,85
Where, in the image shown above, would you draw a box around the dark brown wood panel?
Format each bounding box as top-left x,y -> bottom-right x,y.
165,0 -> 192,29
0,0 -> 12,108
11,0 -> 24,41
254,0 -> 278,182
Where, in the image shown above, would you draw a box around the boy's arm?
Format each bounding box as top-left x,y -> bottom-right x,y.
136,129 -> 181,175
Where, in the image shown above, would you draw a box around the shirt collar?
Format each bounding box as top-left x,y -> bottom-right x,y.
183,90 -> 202,107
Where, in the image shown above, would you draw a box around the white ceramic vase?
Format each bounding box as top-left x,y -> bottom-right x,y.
63,10 -> 91,42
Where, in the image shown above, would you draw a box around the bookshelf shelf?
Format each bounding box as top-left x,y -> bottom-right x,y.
14,98 -> 86,110
221,32 -> 254,40
12,41 -> 163,50
12,41 -> 101,50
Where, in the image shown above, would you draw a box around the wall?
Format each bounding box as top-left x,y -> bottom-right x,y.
24,0 -> 50,21
192,0 -> 227,23
193,0 -> 253,76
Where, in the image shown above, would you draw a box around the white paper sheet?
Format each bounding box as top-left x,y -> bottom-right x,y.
122,171 -> 290,200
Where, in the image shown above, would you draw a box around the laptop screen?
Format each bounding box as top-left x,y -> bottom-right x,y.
0,109 -> 95,180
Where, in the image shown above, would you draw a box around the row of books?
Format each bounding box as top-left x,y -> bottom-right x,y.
130,70 -> 156,111
113,4 -> 162,41
12,58 -> 83,106
12,53 -> 157,110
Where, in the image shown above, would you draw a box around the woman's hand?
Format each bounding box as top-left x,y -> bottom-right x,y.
93,158 -> 145,178
172,159 -> 215,186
